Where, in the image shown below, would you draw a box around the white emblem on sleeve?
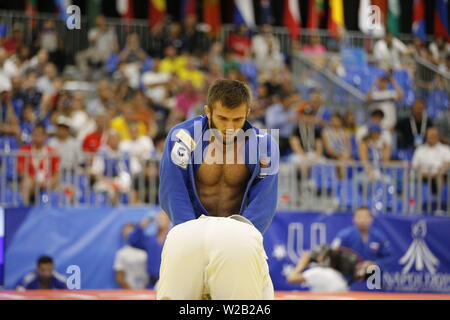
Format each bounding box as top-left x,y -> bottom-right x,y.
171,141 -> 190,169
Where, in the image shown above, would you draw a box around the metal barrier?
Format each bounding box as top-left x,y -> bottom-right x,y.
0,150 -> 448,215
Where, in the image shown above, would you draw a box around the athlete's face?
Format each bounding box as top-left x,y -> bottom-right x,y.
37,263 -> 53,280
205,102 -> 249,144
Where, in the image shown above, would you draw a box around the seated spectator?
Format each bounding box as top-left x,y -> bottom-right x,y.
356,109 -> 392,159
17,124 -> 60,205
87,80 -> 113,116
119,33 -> 148,65
322,112 -> 351,179
141,58 -> 171,105
110,103 -> 147,140
128,211 -> 171,288
174,80 -> 202,120
119,122 -> 155,204
2,23 -> 24,55
158,45 -> 186,75
16,255 -> 67,290
429,36 -> 450,66
68,91 -> 95,141
358,124 -> 391,182
373,32 -> 411,70
366,73 -> 403,131
395,98 -> 433,150
36,62 -> 58,94
412,127 -> 450,193
180,14 -> 210,55
82,113 -> 109,154
296,88 -> 331,128
343,110 -> 357,135
265,90 -> 299,157
301,34 -> 327,55
0,80 -> 20,139
37,20 -> 58,54
227,23 -> 252,59
177,55 -> 204,90
48,116 -> 82,200
114,223 -> 149,289
75,15 -> 118,79
19,104 -> 36,144
434,109 -> 450,145
90,129 -> 134,205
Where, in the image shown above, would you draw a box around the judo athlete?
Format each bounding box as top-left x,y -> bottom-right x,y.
157,79 -> 279,300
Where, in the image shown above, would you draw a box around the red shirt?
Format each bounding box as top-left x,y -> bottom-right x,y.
227,33 -> 251,57
17,145 -> 59,179
82,132 -> 103,153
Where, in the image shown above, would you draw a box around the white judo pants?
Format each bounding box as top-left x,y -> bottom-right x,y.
156,215 -> 274,300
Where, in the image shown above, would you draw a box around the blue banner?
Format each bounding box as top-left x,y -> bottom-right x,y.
4,208 -> 450,292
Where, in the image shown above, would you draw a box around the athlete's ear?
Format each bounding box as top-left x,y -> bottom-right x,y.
246,107 -> 251,117
204,105 -> 210,117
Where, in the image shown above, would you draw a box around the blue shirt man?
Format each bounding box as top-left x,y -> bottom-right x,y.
16,255 -> 67,290
331,207 -> 393,290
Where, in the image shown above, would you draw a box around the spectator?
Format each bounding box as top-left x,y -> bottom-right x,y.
180,14 -> 210,54
434,109 -> 450,145
366,73 -> 403,131
37,20 -> 58,54
412,127 -> 450,188
358,124 -> 391,182
322,112 -> 351,179
356,109 -> 392,158
82,113 -> 109,154
177,55 -> 204,89
114,223 -> 149,289
19,104 -> 37,144
76,15 -> 118,79
373,32 -> 411,70
159,45 -> 186,75
48,116 -> 81,174
2,23 -> 24,55
119,33 -> 148,65
301,34 -> 327,55
17,124 -> 60,205
343,110 -> 357,135
296,88 -> 330,128
16,255 -> 67,290
395,98 -> 433,150
68,91 -> 96,141
251,24 -> 283,73
141,58 -> 171,105
36,62 -> 58,94
119,122 -> 155,204
87,80 -> 113,116
265,90 -> 299,157
331,206 -> 393,280
227,24 -> 252,59
110,103 -> 147,140
90,129 -> 133,205
174,80 -> 202,119
128,210 -> 171,288
429,36 -> 450,66
0,80 -> 20,138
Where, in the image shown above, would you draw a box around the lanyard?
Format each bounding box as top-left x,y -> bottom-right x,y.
410,113 -> 427,138
298,123 -> 315,152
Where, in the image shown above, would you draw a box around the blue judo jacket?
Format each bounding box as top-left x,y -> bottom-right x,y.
159,115 -> 279,234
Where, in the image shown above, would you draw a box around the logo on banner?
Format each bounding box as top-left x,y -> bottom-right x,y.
399,220 -> 439,274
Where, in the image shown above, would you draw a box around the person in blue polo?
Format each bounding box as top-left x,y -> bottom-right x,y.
15,255 -> 67,290
331,206 -> 393,290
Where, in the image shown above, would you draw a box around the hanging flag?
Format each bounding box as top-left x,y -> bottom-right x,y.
307,0 -> 324,29
327,0 -> 344,37
117,0 -> 133,21
283,0 -> 301,41
87,0 -> 102,27
371,0 -> 387,23
358,0 -> 371,34
54,0 -> 72,22
180,0 -> 197,20
260,0 -> 274,25
412,0 -> 426,41
434,0 -> 450,41
149,0 -> 166,28
203,0 -> 221,37
233,0 -> 255,28
387,0 -> 400,35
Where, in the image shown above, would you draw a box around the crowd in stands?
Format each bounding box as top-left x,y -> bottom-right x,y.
0,13 -> 449,207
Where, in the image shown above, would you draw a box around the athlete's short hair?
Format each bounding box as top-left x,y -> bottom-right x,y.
207,79 -> 252,110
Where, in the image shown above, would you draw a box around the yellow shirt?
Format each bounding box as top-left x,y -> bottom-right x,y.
177,68 -> 205,89
110,117 -> 147,140
159,56 -> 186,74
